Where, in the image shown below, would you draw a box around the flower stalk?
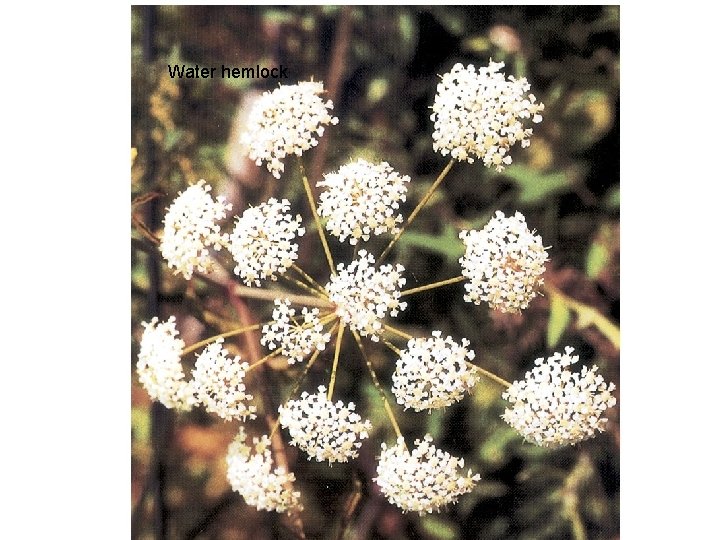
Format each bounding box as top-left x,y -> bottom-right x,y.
379,158 -> 456,263
298,157 -> 336,275
400,275 -> 466,297
382,323 -> 414,341
290,263 -> 327,296
181,323 -> 263,356
327,322 -> 346,400
246,348 -> 284,373
233,284 -> 332,308
467,362 -> 512,388
279,272 -> 328,299
351,329 -> 403,440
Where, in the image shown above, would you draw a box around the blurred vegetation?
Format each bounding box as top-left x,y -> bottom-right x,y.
132,6 -> 619,540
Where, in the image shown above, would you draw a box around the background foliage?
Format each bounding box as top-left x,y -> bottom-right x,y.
131,6 -> 619,539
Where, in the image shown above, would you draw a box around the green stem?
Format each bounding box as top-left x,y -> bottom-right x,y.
291,263 -> 327,296
232,284 -> 332,309
327,322 -> 346,400
181,323 -> 263,356
382,339 -> 403,357
350,329 -> 403,440
271,328 -> 336,439
297,331 -> 333,395
246,348 -> 284,373
319,312 -> 339,324
379,158 -> 456,263
279,272 -> 327,299
568,511 -> 587,540
382,323 -> 414,341
467,361 -> 512,388
400,275 -> 466,297
298,156 -> 336,275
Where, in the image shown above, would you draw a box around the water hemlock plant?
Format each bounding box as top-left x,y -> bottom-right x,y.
136,61 -> 616,520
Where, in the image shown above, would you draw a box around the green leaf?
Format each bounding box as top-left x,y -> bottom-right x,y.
478,426 -> 517,467
499,165 -> 570,204
574,303 -> 620,349
301,15 -> 315,31
321,5 -> 340,15
548,286 -> 620,350
362,380 -> 390,433
420,516 -> 458,540
585,241 -> 609,279
398,224 -> 464,260
547,294 -> 571,347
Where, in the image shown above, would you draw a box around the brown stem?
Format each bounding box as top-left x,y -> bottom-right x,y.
233,283 -> 332,309
334,474 -> 363,540
309,6 -> 353,184
135,244 -> 331,309
139,8 -> 170,537
225,281 -> 306,539
279,272 -> 328,299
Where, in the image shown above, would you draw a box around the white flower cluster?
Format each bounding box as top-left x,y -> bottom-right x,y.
278,386 -> 372,463
261,298 -> 331,364
459,210 -> 548,313
136,316 -> 195,410
502,347 -> 617,448
190,339 -> 256,421
226,427 -> 302,513
326,250 -> 407,341
392,331 -> 477,411
229,198 -> 305,286
160,180 -> 232,280
242,81 -> 339,179
431,61 -> 544,171
317,159 -> 409,245
375,435 -> 481,515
